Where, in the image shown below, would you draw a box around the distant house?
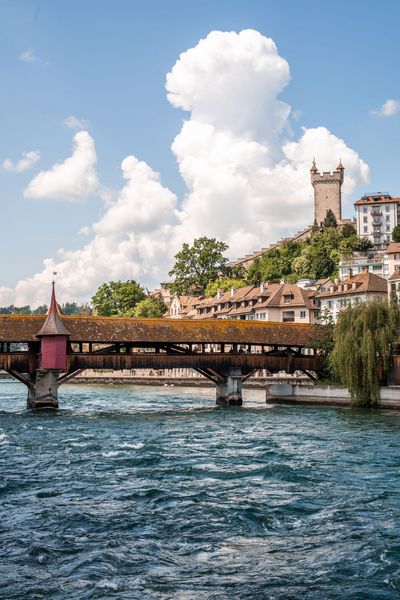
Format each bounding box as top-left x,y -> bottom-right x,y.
190,283 -> 321,324
168,295 -> 202,319
317,271 -> 387,322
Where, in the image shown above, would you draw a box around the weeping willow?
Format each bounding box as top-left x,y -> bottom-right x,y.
329,300 -> 400,407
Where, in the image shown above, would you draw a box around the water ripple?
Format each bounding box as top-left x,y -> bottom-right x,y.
1,382 -> 400,598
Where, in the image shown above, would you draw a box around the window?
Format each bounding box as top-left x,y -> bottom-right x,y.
313,310 -> 320,318
364,226 -> 368,233
363,206 -> 367,213
386,215 -> 390,221
282,310 -> 295,322
300,310 -> 306,318
386,205 -> 390,211
328,300 -> 333,309
283,294 -> 293,304
363,216 -> 368,223
386,225 -> 390,231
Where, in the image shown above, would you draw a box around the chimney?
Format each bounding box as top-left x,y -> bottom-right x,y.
334,278 -> 339,285
260,282 -> 265,294
217,289 -> 223,300
347,268 -> 353,280
231,287 -> 237,297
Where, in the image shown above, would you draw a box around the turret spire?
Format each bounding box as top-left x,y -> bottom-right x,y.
36,281 -> 70,337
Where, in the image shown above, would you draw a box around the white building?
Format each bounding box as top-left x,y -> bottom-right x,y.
339,250 -> 386,280
317,271 -> 388,322
355,193 -> 400,249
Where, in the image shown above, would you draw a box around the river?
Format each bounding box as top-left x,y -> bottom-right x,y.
0,382 -> 400,599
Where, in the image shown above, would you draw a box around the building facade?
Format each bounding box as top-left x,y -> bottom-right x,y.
355,193 -> 400,249
190,283 -> 321,324
317,271 -> 387,322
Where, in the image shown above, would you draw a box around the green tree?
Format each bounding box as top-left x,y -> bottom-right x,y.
248,242 -> 301,284
341,223 -> 356,238
129,296 -> 167,318
91,280 -> 146,316
392,225 -> 400,243
32,305 -> 48,315
292,229 -> 342,279
323,209 -> 338,228
205,277 -> 248,297
339,234 -> 373,257
168,237 -> 230,295
330,300 -> 400,406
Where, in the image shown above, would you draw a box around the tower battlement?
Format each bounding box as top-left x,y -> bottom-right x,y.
311,159 -> 344,225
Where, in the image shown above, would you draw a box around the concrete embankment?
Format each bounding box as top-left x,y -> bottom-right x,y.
266,383 -> 400,409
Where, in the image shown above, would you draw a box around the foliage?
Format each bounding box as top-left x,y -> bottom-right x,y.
127,296 -> 167,318
91,280 -> 146,316
60,302 -> 92,315
0,305 -> 47,315
329,300 -> 400,406
323,208 -> 338,228
338,234 -> 373,257
168,237 -> 230,295
205,277 -> 248,297
248,242 -> 301,284
341,223 -> 356,238
292,229 -> 342,280
392,225 -> 400,243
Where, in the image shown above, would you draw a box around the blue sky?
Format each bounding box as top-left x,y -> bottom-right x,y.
1,0 -> 400,304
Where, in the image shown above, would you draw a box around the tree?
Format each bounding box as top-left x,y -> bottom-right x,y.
339,234 -> 373,257
330,300 -> 400,406
129,296 -> 167,318
323,209 -> 337,228
168,237 -> 230,295
392,225 -> 400,243
91,280 -> 146,316
341,223 -> 356,238
292,229 -> 342,280
248,242 -> 301,284
205,277 -> 248,297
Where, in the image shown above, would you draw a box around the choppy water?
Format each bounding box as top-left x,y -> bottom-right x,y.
1,383 -> 400,599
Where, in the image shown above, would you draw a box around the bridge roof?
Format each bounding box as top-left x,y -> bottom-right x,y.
0,315 -> 328,347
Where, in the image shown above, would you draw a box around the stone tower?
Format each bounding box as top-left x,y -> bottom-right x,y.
311,159 -> 344,226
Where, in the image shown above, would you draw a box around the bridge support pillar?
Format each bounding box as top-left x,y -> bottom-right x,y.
27,371 -> 59,410
216,369 -> 244,406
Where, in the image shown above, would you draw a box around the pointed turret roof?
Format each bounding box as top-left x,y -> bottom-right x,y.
310,158 -> 318,173
36,282 -> 70,337
336,158 -> 344,170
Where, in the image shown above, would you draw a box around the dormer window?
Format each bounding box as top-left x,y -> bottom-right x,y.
283,294 -> 293,304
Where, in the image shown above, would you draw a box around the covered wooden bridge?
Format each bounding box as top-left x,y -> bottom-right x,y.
0,286 -> 328,408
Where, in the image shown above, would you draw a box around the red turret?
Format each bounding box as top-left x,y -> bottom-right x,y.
36,282 -> 70,370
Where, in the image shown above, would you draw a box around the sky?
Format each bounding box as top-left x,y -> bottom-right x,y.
1,0 -> 400,306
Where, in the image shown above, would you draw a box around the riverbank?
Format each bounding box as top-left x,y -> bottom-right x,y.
266,383 -> 400,410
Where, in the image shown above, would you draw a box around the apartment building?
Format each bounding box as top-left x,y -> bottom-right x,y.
317,271 -> 387,322
355,193 -> 400,249
192,283 -> 321,324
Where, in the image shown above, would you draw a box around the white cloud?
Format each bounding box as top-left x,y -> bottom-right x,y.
24,131 -> 99,200
0,287 -> 13,305
372,99 -> 400,117
19,48 -> 40,64
2,150 -> 41,173
7,29 -> 369,306
14,158 -> 179,306
63,115 -> 89,130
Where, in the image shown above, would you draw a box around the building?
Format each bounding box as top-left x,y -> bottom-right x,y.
311,159 -> 344,226
354,193 -> 400,249
317,271 -> 387,322
339,250 -> 386,280
168,294 -> 202,319
191,283 -> 321,324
